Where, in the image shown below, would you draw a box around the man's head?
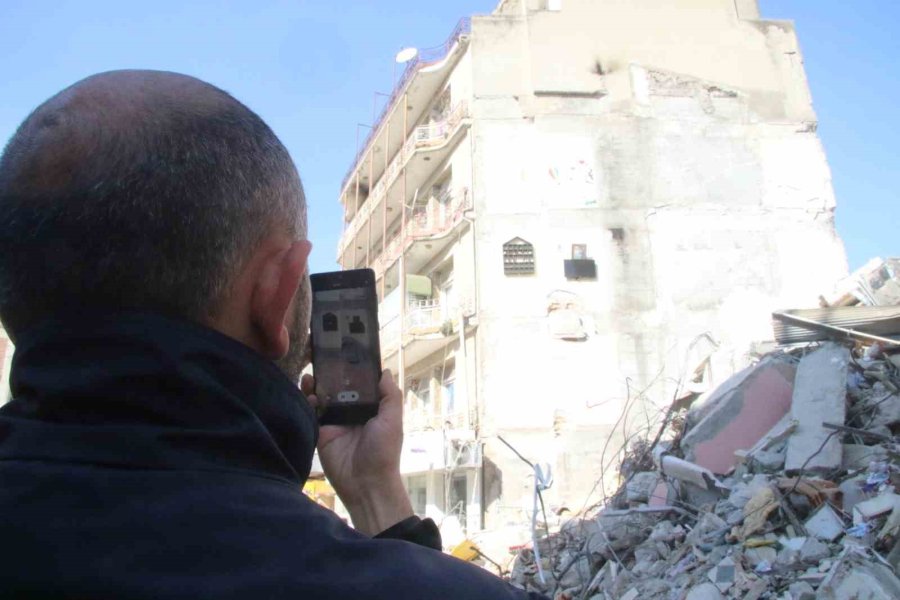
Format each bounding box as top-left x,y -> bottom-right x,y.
0,70 -> 312,380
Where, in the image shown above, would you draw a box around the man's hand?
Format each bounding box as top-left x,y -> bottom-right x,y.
301,371 -> 414,536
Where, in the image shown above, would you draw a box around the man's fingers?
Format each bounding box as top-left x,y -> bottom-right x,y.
300,373 -> 315,397
377,369 -> 403,425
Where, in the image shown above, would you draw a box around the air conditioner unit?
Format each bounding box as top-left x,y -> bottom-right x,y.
452,441 -> 482,468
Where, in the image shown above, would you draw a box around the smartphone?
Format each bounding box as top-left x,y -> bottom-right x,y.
309,268 -> 382,426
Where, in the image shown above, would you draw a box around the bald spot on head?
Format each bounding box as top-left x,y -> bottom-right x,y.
8,70 -> 244,196
0,69 -> 305,337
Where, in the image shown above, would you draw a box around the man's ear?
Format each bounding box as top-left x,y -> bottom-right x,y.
250,239 -> 312,359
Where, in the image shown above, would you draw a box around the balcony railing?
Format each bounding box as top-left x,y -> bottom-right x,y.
341,17 -> 472,194
406,299 -> 446,334
340,101 -> 470,256
379,295 -> 462,358
405,408 -> 471,433
369,187 -> 471,279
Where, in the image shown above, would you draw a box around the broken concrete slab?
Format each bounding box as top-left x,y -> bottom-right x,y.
785,343 -> 850,473
659,455 -> 725,490
852,493 -> 900,525
626,471 -> 660,503
842,444 -> 889,471
799,537 -> 831,563
804,504 -> 845,542
788,581 -> 816,600
706,555 -> 736,592
820,550 -> 900,599
682,357 -> 796,474
685,582 -> 724,600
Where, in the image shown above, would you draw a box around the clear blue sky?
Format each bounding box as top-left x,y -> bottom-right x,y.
1,1 -> 896,275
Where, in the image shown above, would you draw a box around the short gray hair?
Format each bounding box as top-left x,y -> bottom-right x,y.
0,70 -> 306,337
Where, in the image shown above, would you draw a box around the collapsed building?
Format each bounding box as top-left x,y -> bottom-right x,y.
333,0 -> 847,535
503,259 -> 900,599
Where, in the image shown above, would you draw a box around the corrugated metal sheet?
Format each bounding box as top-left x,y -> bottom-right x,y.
772,306 -> 900,345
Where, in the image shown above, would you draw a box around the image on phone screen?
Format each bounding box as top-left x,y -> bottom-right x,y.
310,270 -> 381,424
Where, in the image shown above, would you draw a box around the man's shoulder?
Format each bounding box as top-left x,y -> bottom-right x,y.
0,460 -> 545,599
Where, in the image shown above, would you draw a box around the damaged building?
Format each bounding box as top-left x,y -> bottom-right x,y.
506,264 -> 900,598
334,0 -> 847,537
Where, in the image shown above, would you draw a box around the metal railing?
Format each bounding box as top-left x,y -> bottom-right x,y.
368,187 -> 472,279
340,101 -> 470,256
405,299 -> 445,334
341,16 -> 472,193
405,408 -> 470,433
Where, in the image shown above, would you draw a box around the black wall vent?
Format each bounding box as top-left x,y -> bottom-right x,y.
564,259 -> 597,280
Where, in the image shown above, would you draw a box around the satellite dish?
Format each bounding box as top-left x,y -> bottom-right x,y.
395,47 -> 419,64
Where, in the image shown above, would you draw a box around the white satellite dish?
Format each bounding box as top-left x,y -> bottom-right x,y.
395,47 -> 419,64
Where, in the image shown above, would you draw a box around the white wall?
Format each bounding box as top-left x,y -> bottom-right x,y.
468,0 -> 847,527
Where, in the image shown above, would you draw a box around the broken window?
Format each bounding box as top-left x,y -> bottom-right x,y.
503,238 -> 535,275
406,475 -> 427,516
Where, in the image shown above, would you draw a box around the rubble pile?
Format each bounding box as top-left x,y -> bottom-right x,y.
509,340 -> 900,599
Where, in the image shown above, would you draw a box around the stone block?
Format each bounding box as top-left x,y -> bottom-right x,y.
682,357 -> 796,474
685,583 -> 724,600
626,471 -> 660,503
820,553 -> 900,599
785,343 -> 849,473
842,444 -> 888,471
804,504 -> 844,542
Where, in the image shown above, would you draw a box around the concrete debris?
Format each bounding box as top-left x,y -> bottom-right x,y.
508,335 -> 900,599
684,582 -> 724,600
682,357 -> 796,475
820,548 -> 900,599
803,504 -> 844,542
785,343 -> 850,473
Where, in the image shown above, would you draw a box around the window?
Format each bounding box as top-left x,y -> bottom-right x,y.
416,378 -> 431,410
503,238 -> 535,275
443,378 -> 456,414
449,475 -> 468,530
407,475 -> 427,516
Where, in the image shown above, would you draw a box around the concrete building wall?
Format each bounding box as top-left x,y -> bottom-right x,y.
338,0 -> 847,533
467,1 -> 847,526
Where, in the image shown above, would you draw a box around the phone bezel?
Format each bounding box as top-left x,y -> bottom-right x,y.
309,268 -> 382,426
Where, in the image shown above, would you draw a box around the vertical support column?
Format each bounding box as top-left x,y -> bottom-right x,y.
352,171 -> 360,270
382,119 -> 390,299
367,149 -> 374,267
398,92 -> 409,391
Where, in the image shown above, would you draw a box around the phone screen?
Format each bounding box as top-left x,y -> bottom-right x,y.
310,270 -> 381,425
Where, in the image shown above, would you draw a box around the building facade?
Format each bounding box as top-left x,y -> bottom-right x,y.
335,0 -> 847,537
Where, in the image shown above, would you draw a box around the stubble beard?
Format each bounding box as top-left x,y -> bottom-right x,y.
274,274 -> 311,384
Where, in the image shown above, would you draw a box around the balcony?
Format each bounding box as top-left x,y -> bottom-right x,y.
405,408 -> 471,433
369,186 -> 472,280
379,297 -> 453,358
341,17 -> 472,197
339,102 -> 471,260
406,298 -> 449,335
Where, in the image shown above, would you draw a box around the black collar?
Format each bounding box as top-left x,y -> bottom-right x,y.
0,312 -> 317,486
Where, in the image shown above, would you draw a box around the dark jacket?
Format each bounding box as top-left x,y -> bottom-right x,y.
0,313 -> 546,599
